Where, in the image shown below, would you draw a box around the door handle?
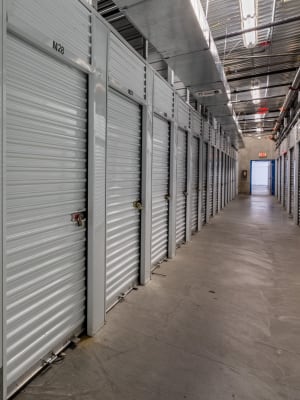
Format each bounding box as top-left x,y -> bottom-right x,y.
165,194 -> 171,201
183,191 -> 188,197
133,201 -> 143,210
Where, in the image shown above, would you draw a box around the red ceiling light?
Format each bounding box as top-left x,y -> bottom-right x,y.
257,107 -> 269,114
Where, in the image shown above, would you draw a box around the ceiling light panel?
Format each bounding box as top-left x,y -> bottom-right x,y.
239,0 -> 258,48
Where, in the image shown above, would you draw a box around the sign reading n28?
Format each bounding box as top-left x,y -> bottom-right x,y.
53,40 -> 64,55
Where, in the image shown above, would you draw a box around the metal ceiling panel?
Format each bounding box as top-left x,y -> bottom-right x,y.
113,0 -> 243,145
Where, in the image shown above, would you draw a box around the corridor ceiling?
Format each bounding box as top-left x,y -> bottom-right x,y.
97,0 -> 300,144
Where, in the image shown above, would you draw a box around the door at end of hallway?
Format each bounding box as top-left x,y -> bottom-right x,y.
250,160 -> 274,196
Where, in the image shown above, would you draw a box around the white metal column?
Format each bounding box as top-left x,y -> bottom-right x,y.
289,148 -> 295,216
209,146 -> 214,217
201,142 -> 208,225
298,144 -> 300,225
191,136 -> 200,233
0,1 -> 4,395
284,153 -> 288,209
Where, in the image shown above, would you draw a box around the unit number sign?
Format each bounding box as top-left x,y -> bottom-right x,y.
53,40 -> 65,55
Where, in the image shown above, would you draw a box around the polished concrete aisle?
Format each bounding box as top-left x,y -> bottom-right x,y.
18,196 -> 300,400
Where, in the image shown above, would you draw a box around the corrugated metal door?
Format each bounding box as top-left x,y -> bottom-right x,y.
284,154 -> 288,209
214,149 -> 219,215
151,115 -> 170,267
109,33 -> 145,99
290,148 -> 295,216
106,90 -> 142,308
209,147 -> 214,217
6,35 -> 87,390
201,143 -> 208,225
176,129 -> 188,245
153,75 -> 173,119
191,136 -> 200,233
7,0 -> 92,64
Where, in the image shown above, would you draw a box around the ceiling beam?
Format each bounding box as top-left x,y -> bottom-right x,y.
228,67 -> 298,82
214,15 -> 300,42
226,61 -> 297,77
231,82 -> 291,94
232,94 -> 285,103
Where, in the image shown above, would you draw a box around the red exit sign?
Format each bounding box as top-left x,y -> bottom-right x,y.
259,152 -> 267,158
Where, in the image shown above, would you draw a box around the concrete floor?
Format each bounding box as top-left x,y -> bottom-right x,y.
18,195 -> 300,400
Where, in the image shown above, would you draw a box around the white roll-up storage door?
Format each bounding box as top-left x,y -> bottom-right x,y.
6,35 -> 87,391
284,154 -> 288,209
201,143 -> 208,225
106,90 -> 142,309
290,148 -> 295,216
214,149 -> 219,215
191,136 -> 200,233
209,147 -> 214,217
176,129 -> 188,245
151,115 -> 170,267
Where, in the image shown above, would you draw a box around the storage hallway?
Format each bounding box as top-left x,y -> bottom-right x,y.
0,0 -> 300,399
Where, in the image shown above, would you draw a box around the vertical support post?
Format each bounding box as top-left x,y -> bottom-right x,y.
213,147 -> 218,216
226,154 -> 229,205
186,131 -> 192,242
281,155 -> 284,207
279,156 -> 282,203
0,0 -> 4,397
230,157 -> 233,201
198,137 -> 203,231
167,66 -> 174,86
275,158 -> 278,200
294,142 -> 299,225
186,89 -> 190,105
228,156 -> 230,201
87,16 -> 108,335
287,151 -> 290,213
236,157 -> 239,197
142,38 -> 148,61
223,153 -> 226,205
140,66 -> 153,284
168,120 -> 177,258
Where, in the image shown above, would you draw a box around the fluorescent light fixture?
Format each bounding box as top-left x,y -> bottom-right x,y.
251,79 -> 260,104
239,0 -> 257,48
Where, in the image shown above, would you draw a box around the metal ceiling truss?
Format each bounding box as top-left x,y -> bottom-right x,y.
96,0 -> 300,143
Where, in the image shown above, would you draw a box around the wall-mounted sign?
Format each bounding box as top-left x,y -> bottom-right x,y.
259,152 -> 267,158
